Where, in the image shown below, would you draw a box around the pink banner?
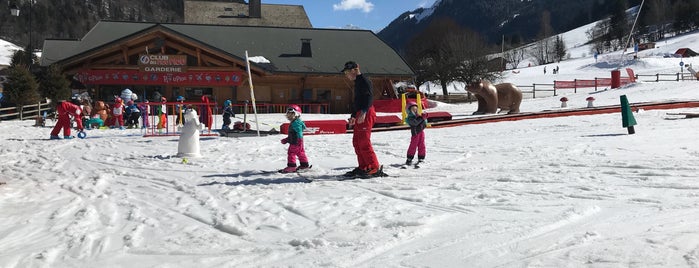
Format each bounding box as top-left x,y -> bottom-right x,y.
74,69 -> 245,86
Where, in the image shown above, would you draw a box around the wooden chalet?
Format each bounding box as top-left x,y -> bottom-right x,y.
40,21 -> 414,114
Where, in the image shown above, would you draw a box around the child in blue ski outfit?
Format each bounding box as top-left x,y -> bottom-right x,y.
405,101 -> 427,165
124,100 -> 141,128
222,99 -> 235,130
280,104 -> 310,173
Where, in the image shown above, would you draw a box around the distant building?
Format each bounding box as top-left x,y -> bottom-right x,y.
637,42 -> 655,51
675,48 -> 698,58
184,0 -> 312,28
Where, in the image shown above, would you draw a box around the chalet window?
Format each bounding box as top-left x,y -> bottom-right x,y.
316,89 -> 331,102
185,87 -> 213,100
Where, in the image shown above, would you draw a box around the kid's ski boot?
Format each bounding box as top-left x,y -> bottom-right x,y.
280,166 -> 297,173
296,163 -> 312,173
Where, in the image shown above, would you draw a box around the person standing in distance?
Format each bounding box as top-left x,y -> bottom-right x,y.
341,61 -> 380,177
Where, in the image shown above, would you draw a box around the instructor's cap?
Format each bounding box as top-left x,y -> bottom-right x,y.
340,61 -> 358,73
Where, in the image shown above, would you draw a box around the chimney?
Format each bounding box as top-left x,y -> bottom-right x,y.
249,0 -> 261,18
301,39 -> 312,57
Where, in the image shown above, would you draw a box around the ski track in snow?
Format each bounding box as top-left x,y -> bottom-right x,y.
2,110 -> 699,267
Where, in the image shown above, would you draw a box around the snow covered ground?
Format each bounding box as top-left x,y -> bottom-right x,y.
0,38 -> 21,67
1,30 -> 699,268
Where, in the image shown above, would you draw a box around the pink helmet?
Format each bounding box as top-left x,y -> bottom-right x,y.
406,101 -> 417,108
287,104 -> 302,116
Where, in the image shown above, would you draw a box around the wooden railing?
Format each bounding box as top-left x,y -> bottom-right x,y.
230,102 -> 329,115
636,73 -> 698,82
0,100 -> 52,121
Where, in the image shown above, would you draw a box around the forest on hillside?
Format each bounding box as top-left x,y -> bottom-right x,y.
0,0 -> 183,50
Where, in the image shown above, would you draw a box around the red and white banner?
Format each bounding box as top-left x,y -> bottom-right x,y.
74,69 -> 245,86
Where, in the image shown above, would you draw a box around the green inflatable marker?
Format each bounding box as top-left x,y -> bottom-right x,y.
620,95 -> 637,134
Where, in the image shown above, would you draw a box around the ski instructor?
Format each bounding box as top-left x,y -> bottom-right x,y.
341,61 -> 380,177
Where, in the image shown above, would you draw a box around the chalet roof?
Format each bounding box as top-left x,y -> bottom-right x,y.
41,21 -> 414,77
675,48 -> 698,57
184,1 -> 312,28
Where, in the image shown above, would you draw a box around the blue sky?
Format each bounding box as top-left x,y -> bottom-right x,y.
263,0 -> 437,32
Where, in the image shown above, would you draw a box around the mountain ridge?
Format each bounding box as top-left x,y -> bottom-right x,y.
377,0 -> 643,52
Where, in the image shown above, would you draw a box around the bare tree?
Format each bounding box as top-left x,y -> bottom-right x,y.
529,10 -> 556,65
586,19 -> 611,54
406,18 -> 496,95
539,10 -> 554,39
528,37 -> 556,65
503,47 -> 525,69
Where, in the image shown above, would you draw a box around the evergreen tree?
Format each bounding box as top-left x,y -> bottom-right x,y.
10,44 -> 38,69
4,66 -> 41,107
554,36 -> 567,62
609,0 -> 630,48
40,64 -> 72,110
672,0 -> 699,33
405,18 -> 496,96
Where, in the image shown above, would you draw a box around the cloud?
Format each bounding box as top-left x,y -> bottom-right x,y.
333,0 -> 374,13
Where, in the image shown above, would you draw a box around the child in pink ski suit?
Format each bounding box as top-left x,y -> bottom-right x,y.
280,104 -> 310,173
405,102 -> 427,165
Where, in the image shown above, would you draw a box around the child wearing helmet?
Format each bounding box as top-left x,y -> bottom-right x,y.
222,99 -> 235,130
112,97 -> 125,129
139,100 -> 150,129
156,97 -> 168,132
280,104 -> 311,173
405,101 -> 427,165
124,100 -> 141,128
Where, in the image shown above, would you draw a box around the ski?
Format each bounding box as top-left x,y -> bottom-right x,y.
337,165 -> 389,180
413,161 -> 424,169
278,165 -> 312,174
392,162 -> 422,169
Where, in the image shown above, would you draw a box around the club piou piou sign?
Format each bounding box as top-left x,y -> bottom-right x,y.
139,54 -> 188,72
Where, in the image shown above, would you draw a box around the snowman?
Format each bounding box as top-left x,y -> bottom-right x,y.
177,108 -> 203,158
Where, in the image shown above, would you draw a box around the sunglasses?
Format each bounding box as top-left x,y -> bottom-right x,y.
286,108 -> 296,113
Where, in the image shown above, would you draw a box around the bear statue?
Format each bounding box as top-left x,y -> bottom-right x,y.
466,80 -> 522,115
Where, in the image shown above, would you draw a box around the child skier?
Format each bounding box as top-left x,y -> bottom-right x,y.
405,101 -> 427,165
280,104 -> 310,173
222,99 -> 235,130
139,100 -> 150,129
156,96 -> 168,132
111,97 -> 125,129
